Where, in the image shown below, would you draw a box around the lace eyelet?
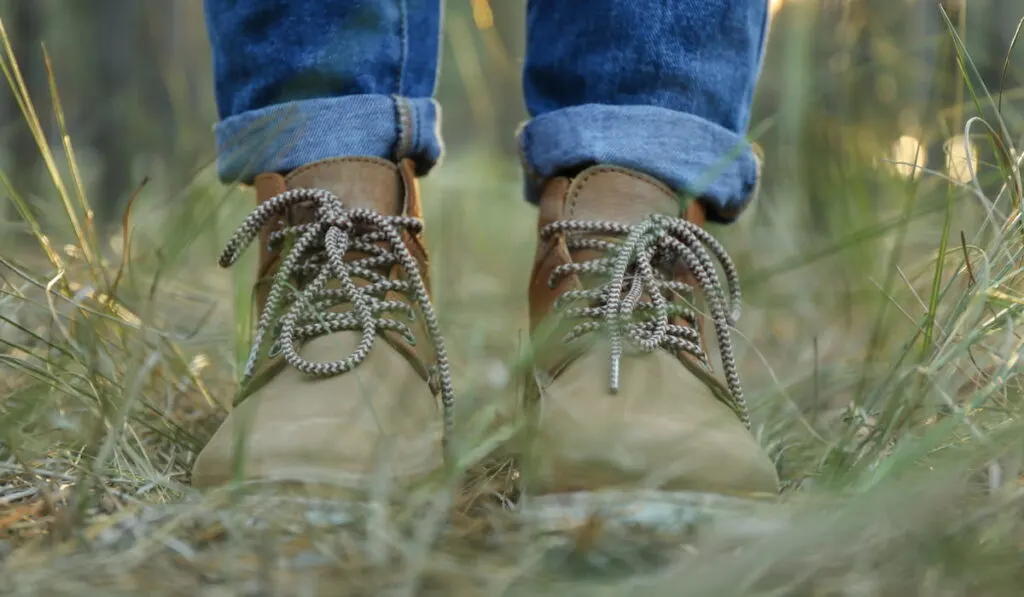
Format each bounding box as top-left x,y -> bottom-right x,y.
268,340 -> 282,358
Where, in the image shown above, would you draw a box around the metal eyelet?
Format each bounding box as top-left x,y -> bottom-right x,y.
268,340 -> 282,358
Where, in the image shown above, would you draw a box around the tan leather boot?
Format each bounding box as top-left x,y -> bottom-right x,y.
523,165 -> 779,498
191,157 -> 450,490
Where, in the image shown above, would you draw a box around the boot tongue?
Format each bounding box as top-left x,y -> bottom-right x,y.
564,166 -> 682,225
284,157 -> 406,216
277,157 -> 410,301
561,166 -> 686,271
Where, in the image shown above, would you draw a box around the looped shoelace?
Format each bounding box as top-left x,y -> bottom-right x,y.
540,213 -> 750,428
219,187 -> 456,444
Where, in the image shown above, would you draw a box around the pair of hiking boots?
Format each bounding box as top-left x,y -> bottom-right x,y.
190,157 -> 779,500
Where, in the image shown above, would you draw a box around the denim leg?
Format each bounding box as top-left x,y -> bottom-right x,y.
205,0 -> 444,184
519,0 -> 770,221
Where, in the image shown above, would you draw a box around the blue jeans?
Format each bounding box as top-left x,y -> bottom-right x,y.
206,0 -> 769,220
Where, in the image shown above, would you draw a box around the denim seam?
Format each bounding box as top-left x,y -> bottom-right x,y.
394,95 -> 414,160
432,0 -> 447,97
515,120 -> 540,200
394,0 -> 411,162
742,0 -> 771,207
756,0 -> 772,76
398,0 -> 409,95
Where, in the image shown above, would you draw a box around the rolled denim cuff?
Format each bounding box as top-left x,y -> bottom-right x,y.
518,104 -> 762,222
214,94 -> 443,184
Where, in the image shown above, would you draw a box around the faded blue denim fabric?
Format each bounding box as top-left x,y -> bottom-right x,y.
206,0 -> 768,220
205,0 -> 444,182
520,0 -> 769,220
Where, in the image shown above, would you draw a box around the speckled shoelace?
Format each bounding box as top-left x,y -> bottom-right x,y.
219,187 -> 455,444
541,213 -> 749,428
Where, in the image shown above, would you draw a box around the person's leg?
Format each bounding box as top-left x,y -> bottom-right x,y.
520,0 -> 768,221
206,0 -> 444,183
193,1 -> 452,491
520,1 -> 779,500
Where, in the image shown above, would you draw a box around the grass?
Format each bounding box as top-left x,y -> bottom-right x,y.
4,10 -> 1024,597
